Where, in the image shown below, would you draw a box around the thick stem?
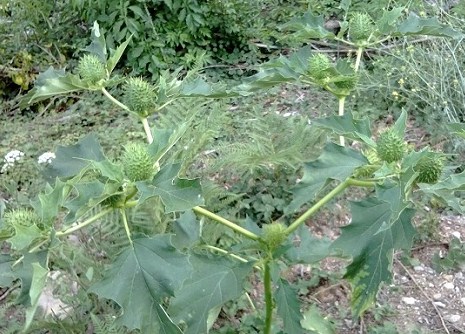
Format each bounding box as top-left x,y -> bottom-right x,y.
56,208 -> 113,237
338,97 -> 346,146
354,46 -> 364,72
285,178 -> 375,236
101,87 -> 130,112
263,260 -> 273,334
192,206 -> 260,241
141,117 -> 154,144
120,208 -> 133,246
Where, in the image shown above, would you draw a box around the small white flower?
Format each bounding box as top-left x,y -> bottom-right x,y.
38,152 -> 56,164
4,150 -> 24,163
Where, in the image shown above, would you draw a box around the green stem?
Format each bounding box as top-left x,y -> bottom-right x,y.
354,46 -> 364,72
204,245 -> 249,264
56,208 -> 113,237
141,117 -> 154,144
120,208 -> 133,246
338,97 -> 346,146
101,87 -> 130,112
285,178 -> 375,236
192,206 -> 260,241
263,260 -> 273,334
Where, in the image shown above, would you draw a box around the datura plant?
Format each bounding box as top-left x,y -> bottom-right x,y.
2,3 -> 465,334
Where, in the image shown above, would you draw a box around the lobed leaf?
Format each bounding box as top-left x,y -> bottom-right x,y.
169,254 -> 253,334
287,143 -> 368,213
396,13 -> 463,39
137,163 -> 204,213
89,235 -> 191,332
276,279 -> 306,334
331,197 -> 416,316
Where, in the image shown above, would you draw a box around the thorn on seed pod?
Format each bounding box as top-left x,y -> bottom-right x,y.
123,77 -> 157,117
308,54 -> 333,81
4,209 -> 42,229
376,129 -> 406,163
348,12 -> 374,42
414,151 -> 445,184
121,142 -> 155,182
262,223 -> 287,250
77,54 -> 107,84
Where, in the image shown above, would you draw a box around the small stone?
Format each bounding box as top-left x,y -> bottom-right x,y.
443,282 -> 455,290
413,265 -> 424,272
432,301 -> 446,308
455,271 -> 463,279
445,314 -> 461,323
444,275 -> 454,282
460,297 -> 465,306
451,231 -> 461,239
402,297 -> 416,305
433,293 -> 442,300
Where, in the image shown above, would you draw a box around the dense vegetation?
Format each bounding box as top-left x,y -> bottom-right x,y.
2,0 -> 465,333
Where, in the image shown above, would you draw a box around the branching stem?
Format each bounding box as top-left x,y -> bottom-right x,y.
285,178 -> 375,236
338,97 -> 346,145
120,209 -> 133,246
101,87 -> 130,112
141,117 -> 154,144
192,206 -> 260,241
56,208 -> 113,237
354,46 -> 364,72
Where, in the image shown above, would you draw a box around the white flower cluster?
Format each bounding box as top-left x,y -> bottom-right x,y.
38,152 -> 56,165
1,150 -> 24,173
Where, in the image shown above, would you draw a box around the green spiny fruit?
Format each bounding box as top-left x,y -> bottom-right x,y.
123,77 -> 157,117
77,54 -> 107,84
365,148 -> 381,165
334,76 -> 358,91
376,129 -> 406,163
309,54 -> 333,80
414,152 -> 444,184
348,12 -> 374,42
262,223 -> 287,250
353,149 -> 381,178
121,143 -> 155,182
4,209 -> 42,228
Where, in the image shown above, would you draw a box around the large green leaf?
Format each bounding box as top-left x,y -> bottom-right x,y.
32,180 -> 67,226
44,134 -> 106,180
276,279 -> 306,334
396,13 -> 463,38
137,163 -> 204,212
20,67 -> 89,106
313,112 -> 374,146
169,254 -> 253,334
89,235 -> 191,332
287,143 -> 368,213
331,198 -> 416,316
285,225 -> 331,264
419,171 -> 465,213
9,223 -> 44,251
281,11 -> 336,39
24,263 -> 48,331
376,7 -> 404,35
148,125 -> 189,164
63,180 -> 106,223
0,254 -> 15,287
15,251 -> 48,305
300,305 -> 336,334
171,210 -> 200,250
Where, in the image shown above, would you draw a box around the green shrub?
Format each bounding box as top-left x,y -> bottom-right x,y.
71,0 -> 262,76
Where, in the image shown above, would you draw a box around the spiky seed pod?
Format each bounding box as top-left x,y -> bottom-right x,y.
376,129 -> 406,163
262,223 -> 287,250
3,209 -> 42,228
414,152 -> 444,184
77,54 -> 107,84
348,12 -> 374,42
121,143 -> 155,182
309,54 -> 333,80
334,76 -> 358,91
123,77 -> 157,117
